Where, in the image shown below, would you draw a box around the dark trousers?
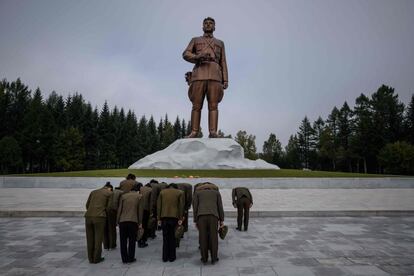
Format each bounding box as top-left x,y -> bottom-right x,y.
237,197 -> 251,230
139,210 -> 150,243
197,215 -> 219,262
119,221 -> 138,263
161,218 -> 178,262
183,210 -> 189,232
104,209 -> 117,249
85,217 -> 106,263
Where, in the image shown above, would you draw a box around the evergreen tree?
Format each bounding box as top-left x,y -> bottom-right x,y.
122,111 -> 139,165
261,133 -> 283,166
173,116 -> 182,140
297,116 -> 316,169
147,116 -> 160,153
55,127 -> 85,171
404,94 -> 414,144
0,136 -> 22,174
137,115 -> 149,159
97,101 -> 116,168
285,135 -> 301,169
161,114 -> 175,148
350,93 -> 374,173
378,141 -> 414,175
181,119 -> 187,138
312,116 -> 325,170
82,105 -> 100,170
337,102 -> 353,171
370,85 -> 405,172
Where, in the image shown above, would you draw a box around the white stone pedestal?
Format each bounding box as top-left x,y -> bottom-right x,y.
128,138 -> 279,170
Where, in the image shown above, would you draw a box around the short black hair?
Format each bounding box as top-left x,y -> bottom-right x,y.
127,173 -> 136,180
168,183 -> 178,189
149,179 -> 159,184
104,182 -> 113,190
203,17 -> 215,24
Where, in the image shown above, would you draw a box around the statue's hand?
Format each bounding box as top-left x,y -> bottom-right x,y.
197,52 -> 210,62
223,82 -> 228,90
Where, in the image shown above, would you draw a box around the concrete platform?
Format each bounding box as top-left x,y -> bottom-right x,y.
1,176 -> 414,189
0,217 -> 413,275
1,188 -> 414,217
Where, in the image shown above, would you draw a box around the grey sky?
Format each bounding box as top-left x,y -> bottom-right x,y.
1,0 -> 413,148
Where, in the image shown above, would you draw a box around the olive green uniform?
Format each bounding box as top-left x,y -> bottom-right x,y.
157,186 -> 184,262
85,187 -> 113,263
232,187 -> 253,231
192,187 -> 224,263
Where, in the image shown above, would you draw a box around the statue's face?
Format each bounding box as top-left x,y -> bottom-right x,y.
203,19 -> 215,33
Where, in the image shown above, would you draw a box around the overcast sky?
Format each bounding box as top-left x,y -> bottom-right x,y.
1,0 -> 413,148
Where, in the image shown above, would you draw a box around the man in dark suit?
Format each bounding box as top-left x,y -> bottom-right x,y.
232,187 -> 253,231
157,183 -> 184,262
193,184 -> 224,264
85,183 -> 113,264
117,185 -> 143,263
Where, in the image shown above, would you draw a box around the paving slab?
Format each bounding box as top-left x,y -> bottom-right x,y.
1,188 -> 414,217
1,217 -> 414,275
1,176 -> 414,188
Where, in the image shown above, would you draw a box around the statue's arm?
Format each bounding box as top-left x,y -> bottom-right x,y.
183,38 -> 199,64
221,41 -> 229,89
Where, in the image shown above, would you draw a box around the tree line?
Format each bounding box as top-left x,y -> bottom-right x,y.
0,78 -> 194,173
236,85 -> 414,175
1,78 -> 413,175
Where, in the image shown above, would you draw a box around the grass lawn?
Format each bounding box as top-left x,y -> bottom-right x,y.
12,169 -> 402,178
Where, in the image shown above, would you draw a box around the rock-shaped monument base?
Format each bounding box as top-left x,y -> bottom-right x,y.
128,138 -> 279,170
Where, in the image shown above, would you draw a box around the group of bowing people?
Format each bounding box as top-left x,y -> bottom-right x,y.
84,173 -> 253,265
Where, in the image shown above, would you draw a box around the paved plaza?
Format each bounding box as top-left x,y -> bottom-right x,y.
1,188 -> 414,217
0,217 -> 413,275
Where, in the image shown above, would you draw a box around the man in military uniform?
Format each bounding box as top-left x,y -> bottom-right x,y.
104,182 -> 120,250
232,187 -> 253,231
119,173 -> 136,192
117,185 -> 143,263
150,181 -> 168,233
157,183 -> 184,262
183,17 -> 228,138
192,184 -> 224,264
138,183 -> 152,247
176,183 -> 193,233
85,182 -> 113,263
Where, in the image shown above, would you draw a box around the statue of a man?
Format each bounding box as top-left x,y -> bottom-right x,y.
183,17 -> 228,138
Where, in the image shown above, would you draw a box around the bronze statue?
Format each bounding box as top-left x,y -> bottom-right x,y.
183,17 -> 228,138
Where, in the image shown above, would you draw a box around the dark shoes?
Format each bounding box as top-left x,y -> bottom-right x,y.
138,242 -> 148,248
211,258 -> 219,264
201,258 -> 208,264
93,257 -> 104,264
123,258 -> 136,264
236,227 -> 241,231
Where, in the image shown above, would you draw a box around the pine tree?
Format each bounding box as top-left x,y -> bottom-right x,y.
297,116 -> 316,169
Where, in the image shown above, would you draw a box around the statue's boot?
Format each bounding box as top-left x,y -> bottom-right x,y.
186,110 -> 200,138
208,110 -> 219,138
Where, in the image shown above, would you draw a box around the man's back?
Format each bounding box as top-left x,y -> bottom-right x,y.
193,189 -> 224,222
233,187 -> 253,203
85,188 -> 112,217
157,188 -> 184,219
119,179 -> 135,192
117,192 -> 142,224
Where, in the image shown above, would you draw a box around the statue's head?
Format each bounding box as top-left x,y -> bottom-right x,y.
203,17 -> 215,33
